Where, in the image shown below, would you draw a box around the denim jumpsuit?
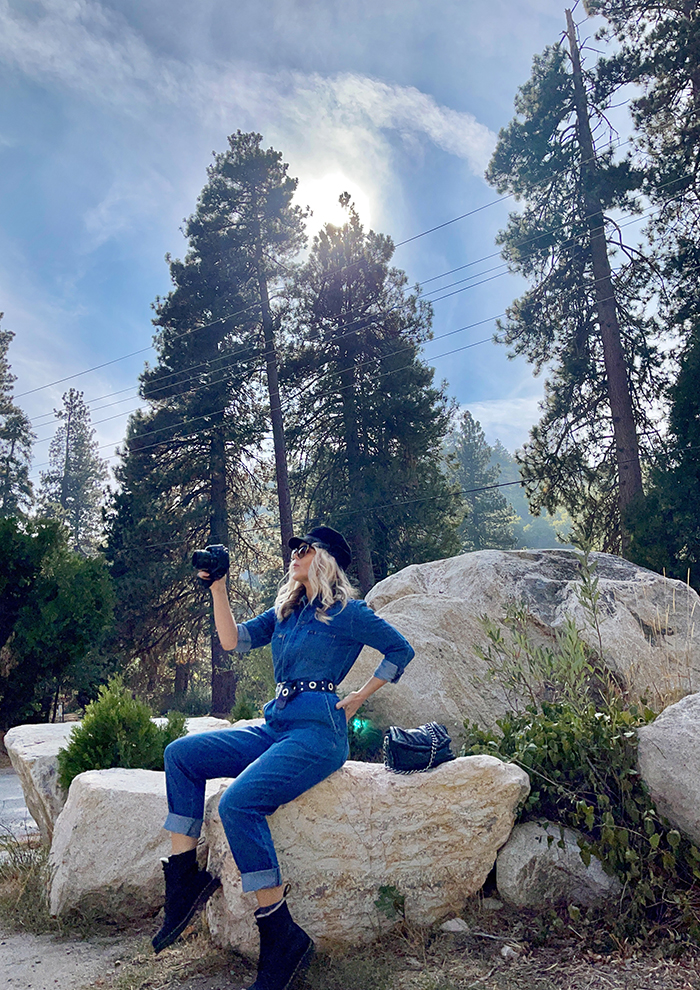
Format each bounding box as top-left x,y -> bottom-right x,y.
163,597 -> 415,892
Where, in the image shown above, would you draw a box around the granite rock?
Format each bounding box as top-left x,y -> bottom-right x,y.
48,768 -> 226,920
637,691 -> 700,845
496,821 -> 622,908
340,550 -> 700,740
4,716 -> 231,844
205,755 -> 530,956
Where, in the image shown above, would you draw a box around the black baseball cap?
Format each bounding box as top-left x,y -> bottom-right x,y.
289,526 -> 352,571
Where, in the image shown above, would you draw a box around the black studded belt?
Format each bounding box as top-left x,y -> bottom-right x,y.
274,678 -> 336,709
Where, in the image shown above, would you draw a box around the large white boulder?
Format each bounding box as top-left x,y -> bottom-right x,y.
205,756 -> 530,956
4,716 -> 231,844
49,768 -> 227,920
637,692 -> 700,846
496,821 -> 621,908
340,550 -> 700,740
4,723 -> 77,843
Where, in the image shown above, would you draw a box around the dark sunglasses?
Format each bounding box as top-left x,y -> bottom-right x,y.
291,543 -> 316,559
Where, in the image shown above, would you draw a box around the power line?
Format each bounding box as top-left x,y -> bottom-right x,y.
14,134 -> 642,405
29,238 -> 700,471
27,324 -> 508,472
30,312 -> 505,446
103,436 -> 685,557
25,181 -> 669,436
30,196 -> 678,454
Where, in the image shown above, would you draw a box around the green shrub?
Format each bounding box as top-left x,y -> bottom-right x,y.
465,548 -> 700,937
230,696 -> 260,722
348,715 -> 384,762
463,700 -> 700,934
57,677 -> 186,790
158,687 -> 211,717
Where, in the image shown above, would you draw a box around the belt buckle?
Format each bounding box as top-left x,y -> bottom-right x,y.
275,682 -> 293,709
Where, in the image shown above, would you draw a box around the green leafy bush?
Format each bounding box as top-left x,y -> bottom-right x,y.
465,548 -> 700,936
463,699 -> 700,933
57,677 -> 186,790
348,715 -> 384,762
230,696 -> 260,722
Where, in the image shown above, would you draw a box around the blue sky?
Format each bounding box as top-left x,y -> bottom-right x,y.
0,0 -> 607,482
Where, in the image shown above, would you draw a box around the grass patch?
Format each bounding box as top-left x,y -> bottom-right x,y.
0,828 -> 144,939
304,947 -> 395,989
92,929 -> 248,990
0,829 -> 58,934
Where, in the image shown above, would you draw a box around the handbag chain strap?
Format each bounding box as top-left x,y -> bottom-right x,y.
385,721 -> 441,776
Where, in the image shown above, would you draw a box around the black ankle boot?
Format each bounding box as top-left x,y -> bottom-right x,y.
151,848 -> 220,954
248,899 -> 314,990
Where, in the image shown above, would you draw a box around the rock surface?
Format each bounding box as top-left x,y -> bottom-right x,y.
48,768 -> 227,920
205,755 -> 530,956
496,821 -> 622,908
4,723 -> 76,842
4,716 -> 231,844
637,692 -> 700,845
340,550 -> 700,739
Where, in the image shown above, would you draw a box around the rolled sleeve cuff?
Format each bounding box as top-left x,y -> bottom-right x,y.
236,624 -> 252,654
374,659 -> 400,683
241,867 -> 282,892
163,812 -> 202,838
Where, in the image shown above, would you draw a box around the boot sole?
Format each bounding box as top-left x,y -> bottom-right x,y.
152,875 -> 221,954
250,937 -> 314,990
284,937 -> 315,990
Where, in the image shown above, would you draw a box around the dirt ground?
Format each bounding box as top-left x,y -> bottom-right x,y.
5,905 -> 699,990
1,927 -> 145,990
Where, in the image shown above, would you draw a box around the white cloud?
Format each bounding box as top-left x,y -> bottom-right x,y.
0,0 -> 495,172
462,395 -> 545,452
82,170 -> 175,248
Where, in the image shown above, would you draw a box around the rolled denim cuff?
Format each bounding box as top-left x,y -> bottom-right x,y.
240,867 -> 282,892
374,659 -> 400,683
163,812 -> 203,838
236,624 -> 252,654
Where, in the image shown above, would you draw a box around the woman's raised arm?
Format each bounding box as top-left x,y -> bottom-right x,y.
207,576 -> 238,651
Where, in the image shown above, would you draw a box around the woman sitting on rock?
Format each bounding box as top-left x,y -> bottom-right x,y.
153,525 -> 414,990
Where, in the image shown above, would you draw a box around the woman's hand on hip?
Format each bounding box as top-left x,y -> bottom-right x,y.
336,676 -> 387,722
336,691 -> 367,722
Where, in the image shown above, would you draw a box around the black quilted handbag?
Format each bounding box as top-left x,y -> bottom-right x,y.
383,722 -> 455,775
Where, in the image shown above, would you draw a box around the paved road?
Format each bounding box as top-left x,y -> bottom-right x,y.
0,766 -> 38,837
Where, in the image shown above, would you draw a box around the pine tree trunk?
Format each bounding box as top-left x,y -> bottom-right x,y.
254,227 -> 293,571
209,423 -> 235,715
566,9 -> 643,552
174,659 -> 189,697
0,436 -> 15,513
338,340 -> 375,594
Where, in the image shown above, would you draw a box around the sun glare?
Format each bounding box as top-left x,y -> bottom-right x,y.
296,172 -> 372,231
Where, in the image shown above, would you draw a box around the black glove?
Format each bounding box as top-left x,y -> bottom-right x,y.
191,544 -> 230,588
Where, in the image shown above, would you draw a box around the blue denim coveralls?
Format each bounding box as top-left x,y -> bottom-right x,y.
163,597 -> 414,892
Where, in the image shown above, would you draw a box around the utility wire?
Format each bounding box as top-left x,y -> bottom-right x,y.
29,236 -> 699,473
16,133 -> 641,405
30,198 -> 680,454
107,434 -> 683,556
26,179 -> 672,436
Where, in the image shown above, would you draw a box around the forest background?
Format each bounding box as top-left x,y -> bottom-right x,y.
1,0 -> 698,728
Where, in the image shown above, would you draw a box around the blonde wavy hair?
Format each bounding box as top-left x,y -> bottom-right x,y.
274,546 -> 358,623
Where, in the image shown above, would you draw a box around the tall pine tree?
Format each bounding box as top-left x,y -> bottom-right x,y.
285,199 -> 462,592
445,411 -> 516,552
589,2 -> 700,575
108,132 -> 305,712
39,388 -> 107,554
0,317 -> 34,516
486,27 -> 665,552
